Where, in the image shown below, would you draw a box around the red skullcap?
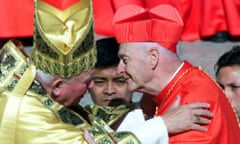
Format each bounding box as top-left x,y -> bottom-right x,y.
113,4 -> 183,53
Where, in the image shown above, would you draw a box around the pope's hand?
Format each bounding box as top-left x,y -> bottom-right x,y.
162,96 -> 213,134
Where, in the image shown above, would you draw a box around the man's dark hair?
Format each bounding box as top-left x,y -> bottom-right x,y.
214,45 -> 240,76
95,38 -> 120,68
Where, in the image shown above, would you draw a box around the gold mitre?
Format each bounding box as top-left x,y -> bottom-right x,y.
31,0 -> 96,78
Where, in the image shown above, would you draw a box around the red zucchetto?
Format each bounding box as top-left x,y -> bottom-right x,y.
113,4 -> 184,53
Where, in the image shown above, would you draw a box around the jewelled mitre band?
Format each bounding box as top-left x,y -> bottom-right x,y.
31,0 -> 96,78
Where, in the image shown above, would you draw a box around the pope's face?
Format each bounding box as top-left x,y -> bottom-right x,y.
216,65 -> 240,114
89,66 -> 132,106
52,69 -> 94,106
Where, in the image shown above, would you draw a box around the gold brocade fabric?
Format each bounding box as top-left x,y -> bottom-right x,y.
86,105 -> 130,127
31,0 -> 97,78
0,41 -> 140,144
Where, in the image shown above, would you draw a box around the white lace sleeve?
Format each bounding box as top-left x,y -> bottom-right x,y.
117,109 -> 168,144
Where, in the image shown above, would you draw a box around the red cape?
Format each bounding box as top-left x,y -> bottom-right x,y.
154,61 -> 240,143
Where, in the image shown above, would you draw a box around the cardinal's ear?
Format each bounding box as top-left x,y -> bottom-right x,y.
148,48 -> 159,70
